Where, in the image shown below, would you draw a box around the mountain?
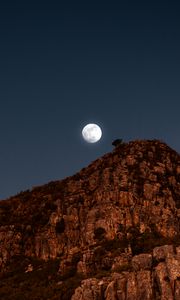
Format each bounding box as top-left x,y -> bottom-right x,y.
0,139 -> 180,300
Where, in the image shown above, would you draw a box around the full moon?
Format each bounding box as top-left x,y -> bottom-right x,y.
82,123 -> 102,143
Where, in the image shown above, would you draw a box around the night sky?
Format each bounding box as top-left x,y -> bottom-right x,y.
0,1 -> 180,199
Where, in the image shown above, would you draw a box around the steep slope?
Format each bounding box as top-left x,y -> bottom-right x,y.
0,139 -> 180,299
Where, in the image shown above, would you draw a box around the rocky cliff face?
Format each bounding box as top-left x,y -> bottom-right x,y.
0,140 -> 180,299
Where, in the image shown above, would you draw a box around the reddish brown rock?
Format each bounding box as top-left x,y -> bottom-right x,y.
0,139 -> 179,299
132,253 -> 152,271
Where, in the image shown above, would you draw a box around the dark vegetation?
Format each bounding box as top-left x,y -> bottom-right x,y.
129,225 -> 180,255
61,252 -> 82,280
94,227 -> 106,240
0,255 -> 82,300
102,236 -> 129,252
90,235 -> 130,276
55,218 -> 65,234
112,139 -> 123,147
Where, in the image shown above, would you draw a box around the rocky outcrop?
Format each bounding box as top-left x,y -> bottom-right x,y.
72,245 -> 180,300
0,139 -> 179,299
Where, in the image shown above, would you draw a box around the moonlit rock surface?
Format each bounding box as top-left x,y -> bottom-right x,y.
82,123 -> 102,143
0,140 -> 180,299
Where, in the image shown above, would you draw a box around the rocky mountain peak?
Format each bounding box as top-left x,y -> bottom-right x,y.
0,139 -> 180,299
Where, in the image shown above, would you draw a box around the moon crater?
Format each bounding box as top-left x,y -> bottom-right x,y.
82,123 -> 102,143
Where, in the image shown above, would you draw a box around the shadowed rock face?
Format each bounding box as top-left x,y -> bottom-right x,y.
0,140 -> 180,299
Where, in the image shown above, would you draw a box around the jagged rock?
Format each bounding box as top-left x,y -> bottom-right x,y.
153,245 -> 174,262
0,139 -> 179,299
71,278 -> 105,300
132,253 -> 152,271
111,253 -> 131,272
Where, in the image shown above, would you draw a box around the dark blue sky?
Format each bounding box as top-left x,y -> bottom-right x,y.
0,0 -> 180,199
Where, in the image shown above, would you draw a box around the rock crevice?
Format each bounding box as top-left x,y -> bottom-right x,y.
0,140 -> 179,299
